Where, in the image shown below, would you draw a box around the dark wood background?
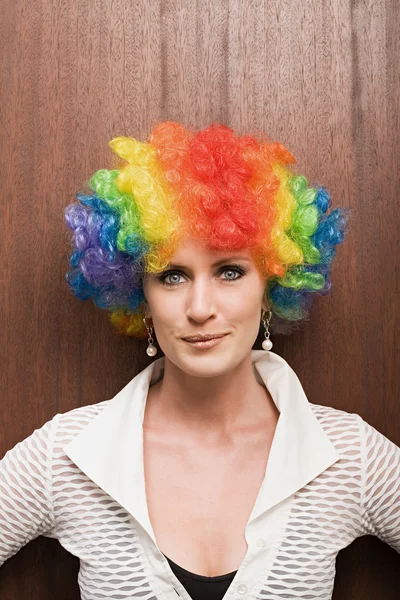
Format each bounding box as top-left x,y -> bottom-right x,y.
1,0 -> 399,597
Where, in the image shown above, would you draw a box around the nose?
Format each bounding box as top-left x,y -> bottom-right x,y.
185,276 -> 217,323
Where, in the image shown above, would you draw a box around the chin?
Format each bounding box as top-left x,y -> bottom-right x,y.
179,364 -> 232,379
169,344 -> 246,378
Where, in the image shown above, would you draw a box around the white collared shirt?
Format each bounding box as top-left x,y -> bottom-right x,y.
1,350 -> 400,599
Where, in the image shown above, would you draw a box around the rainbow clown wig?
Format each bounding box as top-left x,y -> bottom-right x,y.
64,121 -> 350,338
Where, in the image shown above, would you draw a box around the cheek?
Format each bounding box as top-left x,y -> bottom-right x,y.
228,286 -> 263,318
150,290 -> 181,326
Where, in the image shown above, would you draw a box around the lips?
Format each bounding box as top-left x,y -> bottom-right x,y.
182,333 -> 227,342
182,334 -> 228,350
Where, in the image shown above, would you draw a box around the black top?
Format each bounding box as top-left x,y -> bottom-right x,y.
163,554 -> 237,600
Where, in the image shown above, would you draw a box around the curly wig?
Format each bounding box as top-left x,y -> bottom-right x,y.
64,121 -> 350,338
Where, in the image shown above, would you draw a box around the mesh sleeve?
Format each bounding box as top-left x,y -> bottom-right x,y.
358,415 -> 400,552
0,413 -> 59,566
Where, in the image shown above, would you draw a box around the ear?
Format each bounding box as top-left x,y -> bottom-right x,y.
143,302 -> 152,320
141,285 -> 151,319
261,292 -> 270,314
262,302 -> 270,314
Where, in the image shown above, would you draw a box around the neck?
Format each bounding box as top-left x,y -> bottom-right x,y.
144,353 -> 278,443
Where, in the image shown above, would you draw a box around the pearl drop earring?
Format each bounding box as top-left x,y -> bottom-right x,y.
261,310 -> 273,351
143,317 -> 158,356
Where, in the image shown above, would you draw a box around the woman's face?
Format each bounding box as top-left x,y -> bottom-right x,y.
143,237 -> 268,378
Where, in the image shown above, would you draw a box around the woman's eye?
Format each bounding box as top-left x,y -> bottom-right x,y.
162,272 -> 185,286
158,266 -> 246,287
221,267 -> 243,280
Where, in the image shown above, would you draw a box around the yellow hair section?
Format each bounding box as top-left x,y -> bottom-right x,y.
144,231 -> 184,273
109,136 -> 181,246
110,310 -> 147,338
270,163 -> 304,265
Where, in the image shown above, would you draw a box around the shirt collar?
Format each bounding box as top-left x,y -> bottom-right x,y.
63,350 -> 340,545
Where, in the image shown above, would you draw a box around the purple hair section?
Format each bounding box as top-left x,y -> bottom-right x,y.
64,195 -> 146,311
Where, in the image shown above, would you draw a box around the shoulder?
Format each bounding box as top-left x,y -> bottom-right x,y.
57,398 -> 111,423
309,403 -> 399,459
309,402 -> 365,457
52,399 -> 112,447
310,402 -> 361,428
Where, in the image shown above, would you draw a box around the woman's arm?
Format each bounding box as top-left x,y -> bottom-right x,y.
0,414 -> 59,566
358,415 -> 400,552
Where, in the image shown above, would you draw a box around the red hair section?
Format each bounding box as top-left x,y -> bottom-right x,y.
150,121 -> 296,279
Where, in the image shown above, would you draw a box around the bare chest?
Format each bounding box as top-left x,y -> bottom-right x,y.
143,420 -> 278,577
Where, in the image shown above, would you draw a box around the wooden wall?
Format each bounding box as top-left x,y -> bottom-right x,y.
1,0 -> 399,597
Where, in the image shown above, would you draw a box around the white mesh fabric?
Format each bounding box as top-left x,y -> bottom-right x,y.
0,416 -> 56,560
257,406 -> 400,598
1,401 -> 399,600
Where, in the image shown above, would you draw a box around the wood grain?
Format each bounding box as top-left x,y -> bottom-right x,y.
0,0 -> 399,597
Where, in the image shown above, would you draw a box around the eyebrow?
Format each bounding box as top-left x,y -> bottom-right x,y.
164,256 -> 252,270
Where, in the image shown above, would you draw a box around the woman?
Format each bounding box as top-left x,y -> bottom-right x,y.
1,122 -> 399,600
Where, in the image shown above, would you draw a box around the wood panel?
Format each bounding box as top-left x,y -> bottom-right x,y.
1,0 -> 398,597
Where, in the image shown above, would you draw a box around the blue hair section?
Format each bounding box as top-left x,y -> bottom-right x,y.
64,194 -> 146,312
